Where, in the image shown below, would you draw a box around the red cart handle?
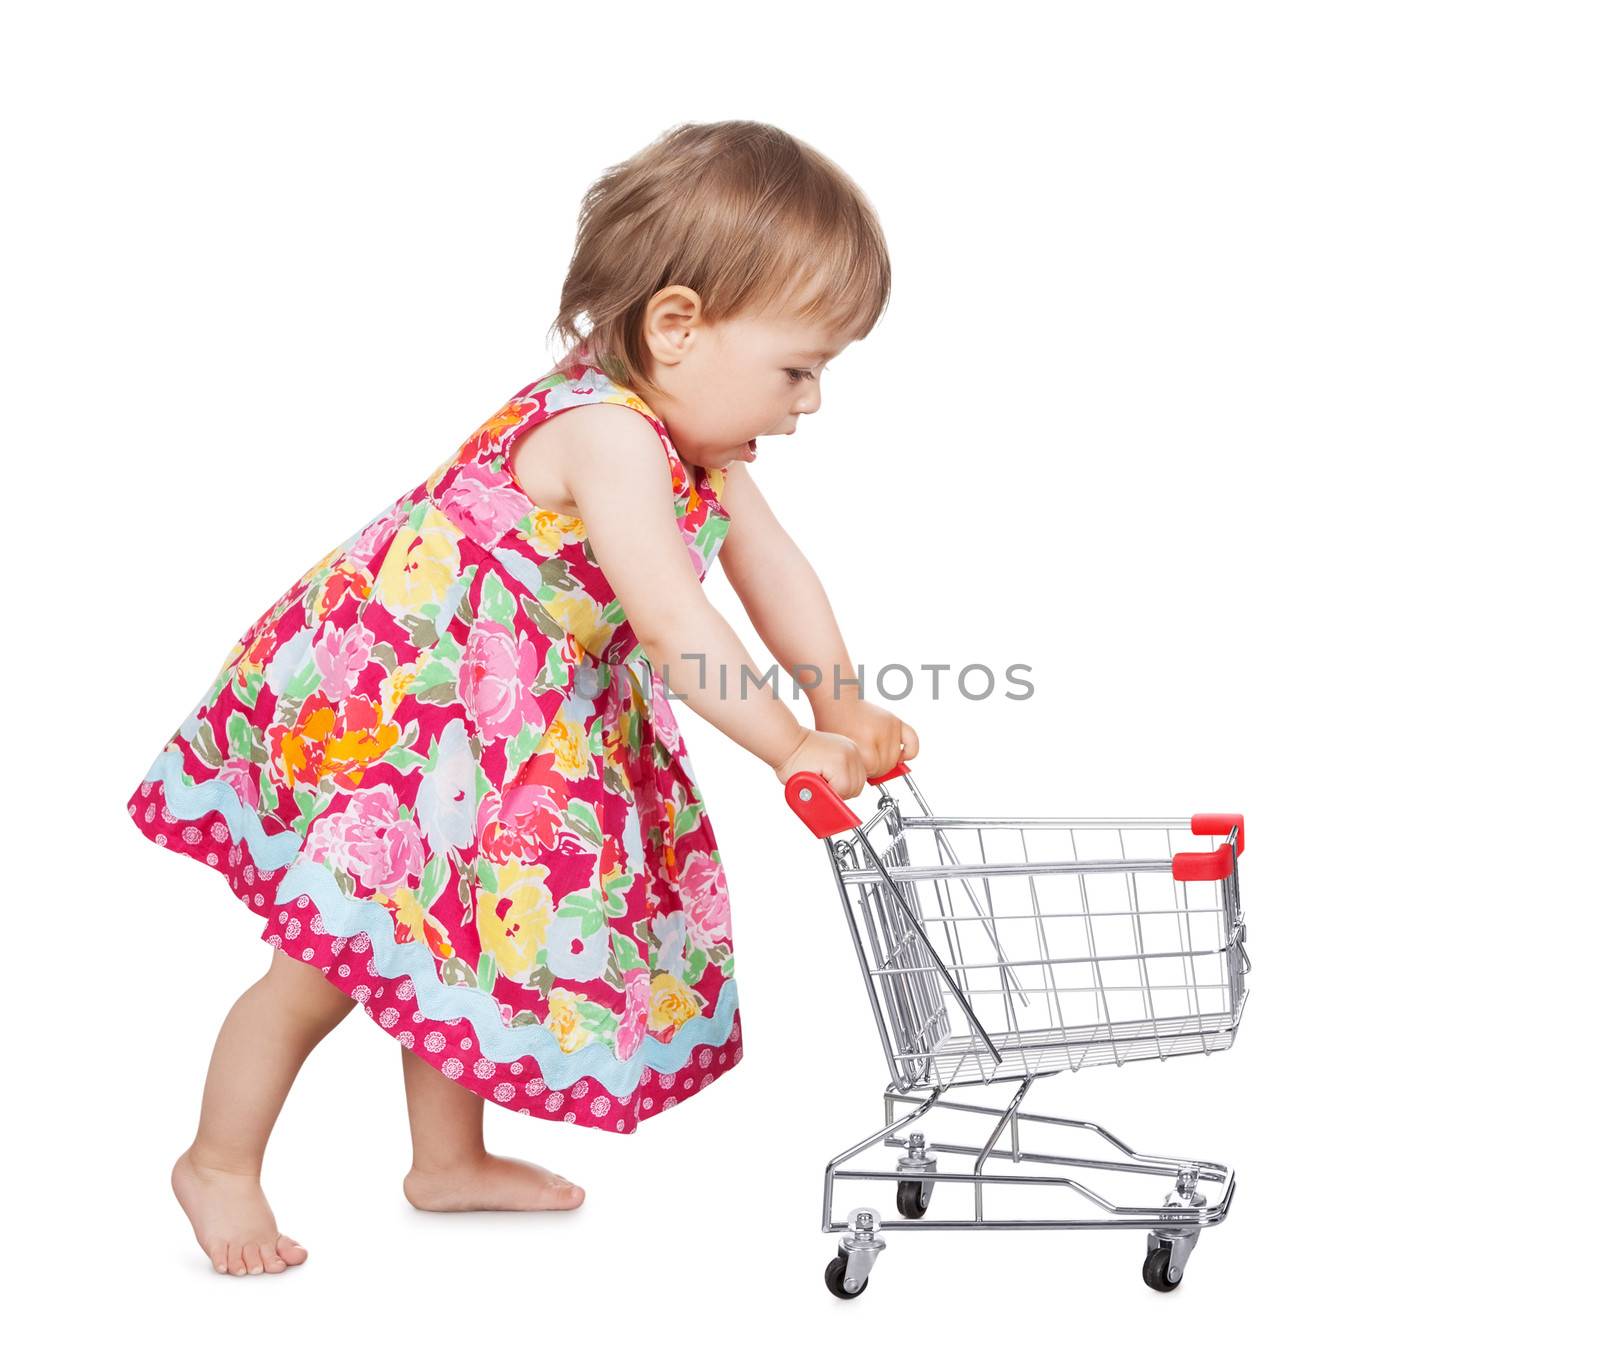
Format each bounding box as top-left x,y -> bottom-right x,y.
868,761 -> 912,785
1190,812 -> 1245,855
784,760 -> 909,839
1173,813 -> 1246,881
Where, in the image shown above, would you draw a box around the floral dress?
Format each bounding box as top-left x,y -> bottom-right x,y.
126,349 -> 741,1134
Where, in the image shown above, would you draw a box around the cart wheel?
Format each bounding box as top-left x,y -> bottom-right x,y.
824,1253 -> 869,1300
1143,1243 -> 1181,1293
895,1179 -> 931,1218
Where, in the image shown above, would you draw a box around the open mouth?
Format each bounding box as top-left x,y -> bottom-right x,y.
738,427 -> 795,462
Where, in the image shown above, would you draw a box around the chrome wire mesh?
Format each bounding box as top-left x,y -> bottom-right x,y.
828,785 -> 1248,1091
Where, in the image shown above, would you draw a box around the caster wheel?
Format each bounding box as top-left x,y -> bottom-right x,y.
824,1252 -> 869,1299
1143,1243 -> 1181,1293
895,1179 -> 932,1218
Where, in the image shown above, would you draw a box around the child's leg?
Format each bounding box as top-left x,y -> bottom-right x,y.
398,1045 -> 586,1212
189,947 -> 354,1171
171,947 -> 356,1276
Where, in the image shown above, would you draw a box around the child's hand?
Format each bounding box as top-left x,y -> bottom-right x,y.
772,729 -> 868,799
813,699 -> 919,781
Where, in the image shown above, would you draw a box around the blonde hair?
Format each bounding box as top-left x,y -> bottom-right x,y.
547,120 -> 891,400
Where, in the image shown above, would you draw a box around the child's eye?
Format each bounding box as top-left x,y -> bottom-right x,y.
784,368 -> 815,384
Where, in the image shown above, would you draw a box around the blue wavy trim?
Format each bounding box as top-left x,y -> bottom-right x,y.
138,748 -> 739,1096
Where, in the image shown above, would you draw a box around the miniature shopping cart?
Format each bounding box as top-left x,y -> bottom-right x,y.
784,762 -> 1249,1298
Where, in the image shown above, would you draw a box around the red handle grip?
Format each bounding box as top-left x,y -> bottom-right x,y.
1189,812 -> 1244,855
785,761 -> 913,838
1172,813 -> 1246,881
868,761 -> 912,785
784,771 -> 859,837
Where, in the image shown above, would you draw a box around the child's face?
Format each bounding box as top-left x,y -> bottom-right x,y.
638,289 -> 856,472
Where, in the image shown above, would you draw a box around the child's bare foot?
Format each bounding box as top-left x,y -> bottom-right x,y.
403,1152 -> 586,1212
171,1147 -> 310,1276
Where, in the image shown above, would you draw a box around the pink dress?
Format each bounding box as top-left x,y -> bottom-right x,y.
126,348 -> 742,1133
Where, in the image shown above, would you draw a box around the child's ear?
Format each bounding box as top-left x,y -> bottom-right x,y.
641,285 -> 706,370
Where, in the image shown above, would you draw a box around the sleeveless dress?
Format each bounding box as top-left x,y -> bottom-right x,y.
125,348 -> 742,1134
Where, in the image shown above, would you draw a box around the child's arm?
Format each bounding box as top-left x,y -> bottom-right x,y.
536,405 -> 868,795
716,462 -> 919,778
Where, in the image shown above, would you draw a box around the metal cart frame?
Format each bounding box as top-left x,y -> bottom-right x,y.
785,763 -> 1249,1297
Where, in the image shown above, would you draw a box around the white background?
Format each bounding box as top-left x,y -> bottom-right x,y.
6,0 -> 1595,1346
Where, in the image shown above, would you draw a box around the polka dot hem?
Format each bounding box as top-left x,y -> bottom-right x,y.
126,778 -> 744,1134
